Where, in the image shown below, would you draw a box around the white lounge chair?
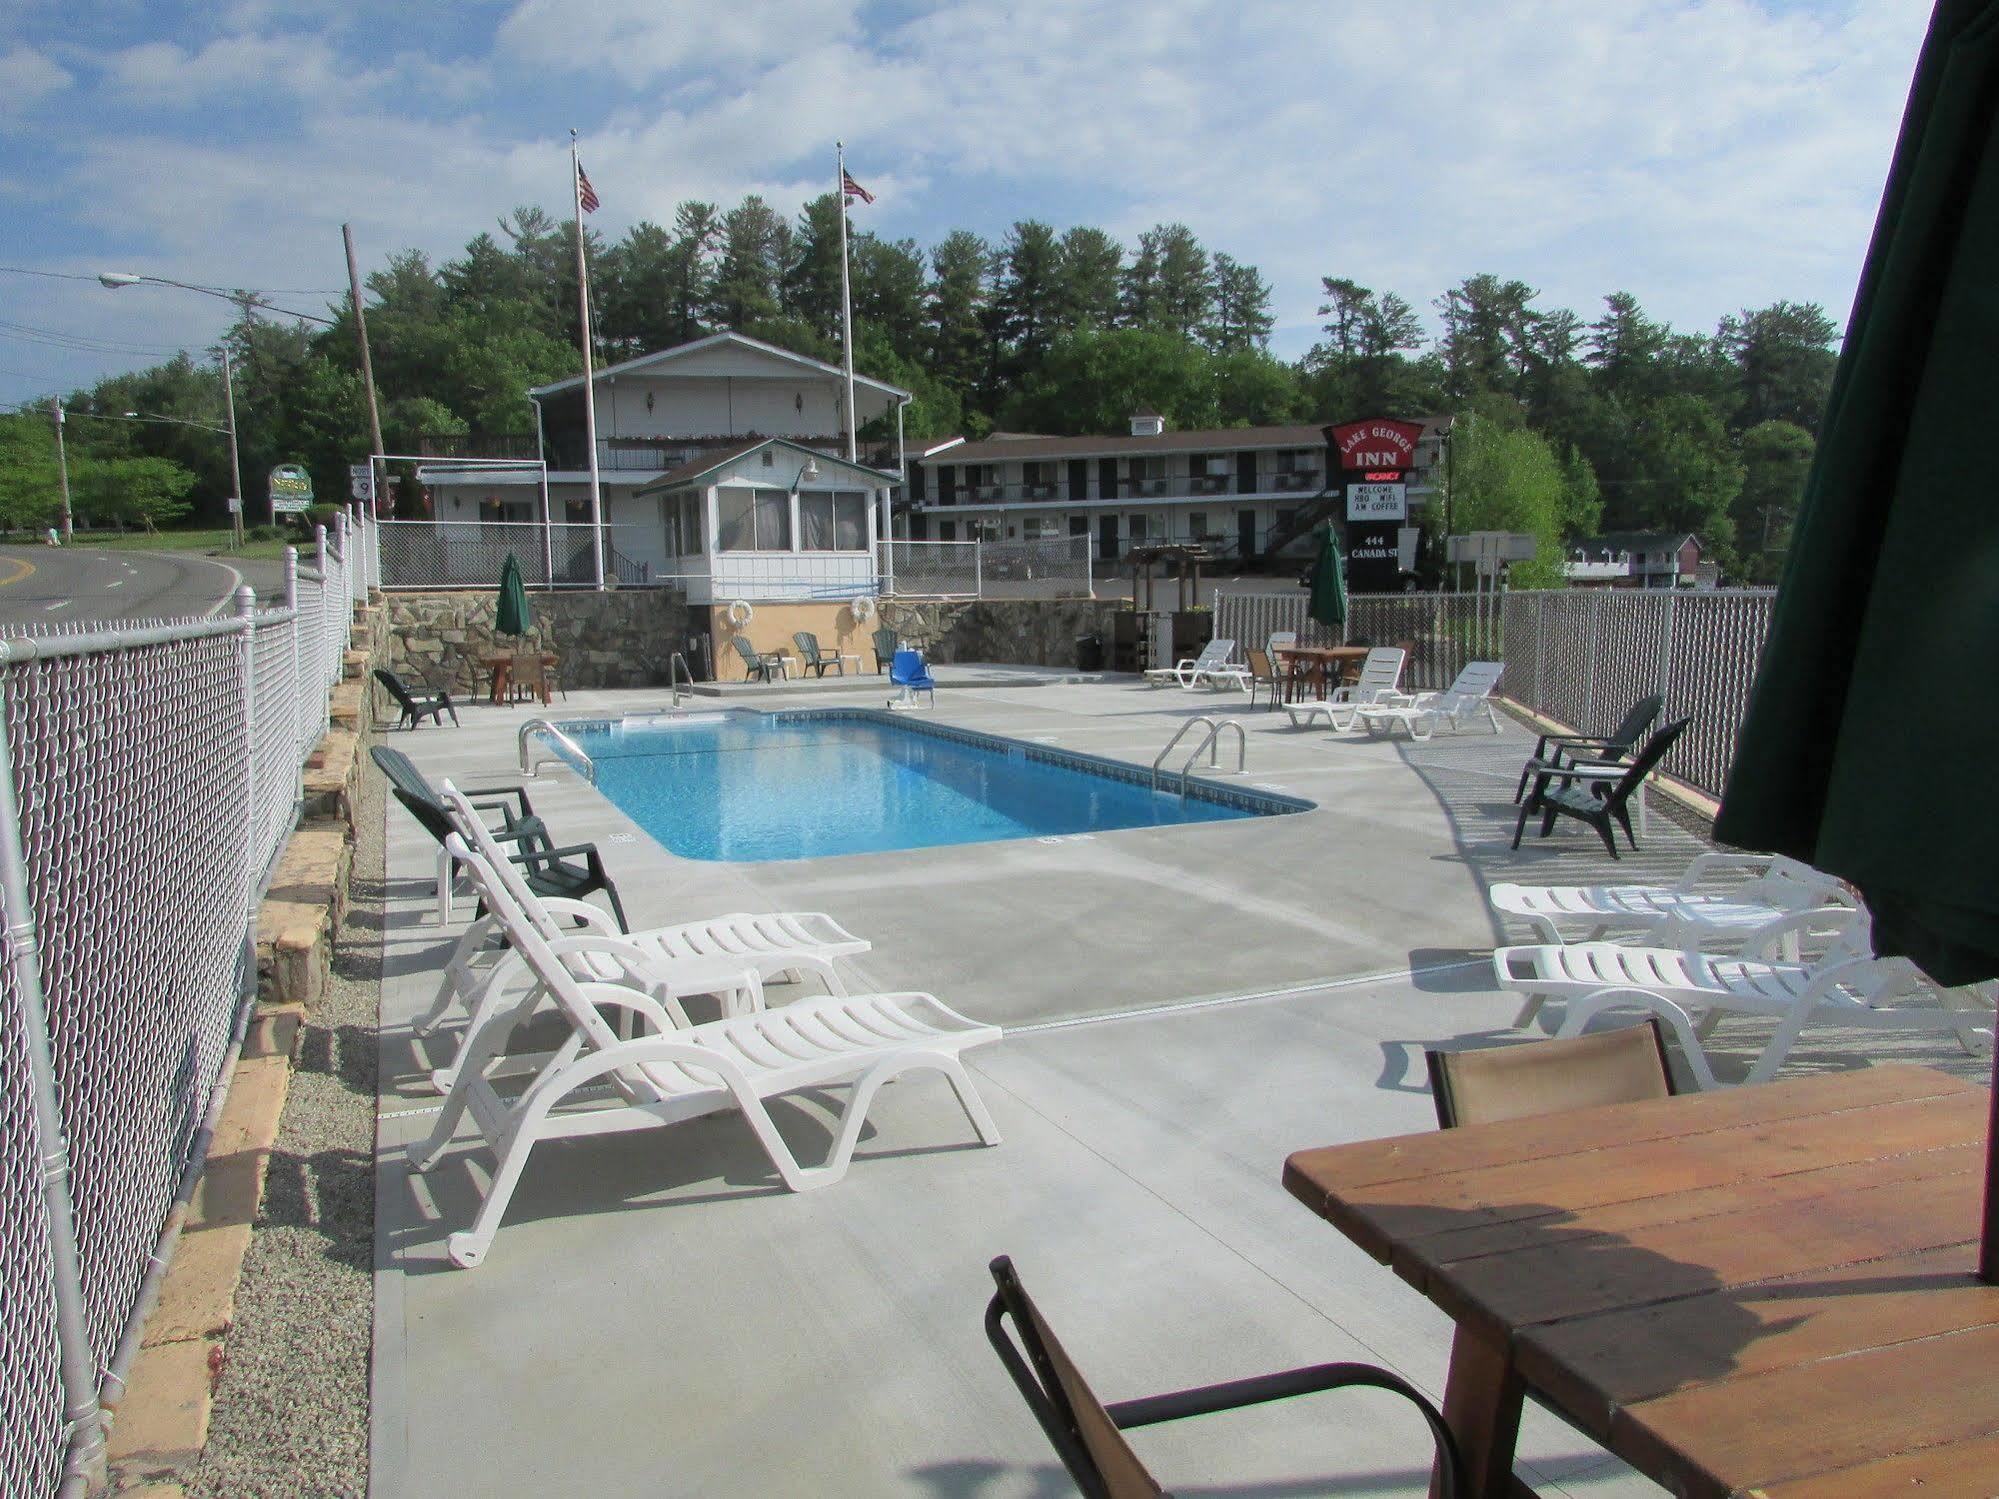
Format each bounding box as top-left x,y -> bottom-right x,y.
417,782 -> 867,1088
1144,638 -> 1240,689
1490,853 -> 1856,951
1284,647 -> 1407,730
409,834 -> 1002,1268
1351,661 -> 1505,739
1493,909 -> 1994,1090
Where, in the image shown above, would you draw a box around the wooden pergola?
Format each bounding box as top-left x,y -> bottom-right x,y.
1126,542 -> 1219,613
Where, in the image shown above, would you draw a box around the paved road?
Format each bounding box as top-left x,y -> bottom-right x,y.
0,546 -> 286,628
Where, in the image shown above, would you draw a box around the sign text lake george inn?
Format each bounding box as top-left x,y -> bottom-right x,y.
1329,419 -> 1424,590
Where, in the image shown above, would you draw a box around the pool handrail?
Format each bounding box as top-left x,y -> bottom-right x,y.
519,718 -> 595,783
1151,716 -> 1247,796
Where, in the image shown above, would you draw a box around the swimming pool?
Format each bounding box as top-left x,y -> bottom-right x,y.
546,710 -> 1309,862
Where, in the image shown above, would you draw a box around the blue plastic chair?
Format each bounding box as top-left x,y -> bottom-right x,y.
890,649 -> 936,708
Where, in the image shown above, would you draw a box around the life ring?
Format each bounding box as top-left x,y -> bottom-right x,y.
850,595 -> 876,623
726,599 -> 753,626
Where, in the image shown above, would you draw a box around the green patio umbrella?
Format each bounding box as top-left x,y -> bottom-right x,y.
495,552 -> 531,639
1708,0 -> 1999,1280
1306,524 -> 1346,632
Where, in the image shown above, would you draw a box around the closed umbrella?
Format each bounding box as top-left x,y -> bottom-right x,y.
1710,0 -> 1999,1280
495,552 -> 531,639
1307,524 -> 1347,632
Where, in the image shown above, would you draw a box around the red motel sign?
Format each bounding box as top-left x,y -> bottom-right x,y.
1329,419 -> 1425,472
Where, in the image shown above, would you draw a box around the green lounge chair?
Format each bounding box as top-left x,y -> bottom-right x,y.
728,633 -> 787,683
871,626 -> 897,673
792,631 -> 845,677
370,745 -> 628,929
374,667 -> 459,730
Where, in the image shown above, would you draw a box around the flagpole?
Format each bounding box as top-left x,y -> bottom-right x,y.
571,128 -> 605,590
837,140 -> 857,463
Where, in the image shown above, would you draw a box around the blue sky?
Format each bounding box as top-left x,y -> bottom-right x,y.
0,0 -> 1932,408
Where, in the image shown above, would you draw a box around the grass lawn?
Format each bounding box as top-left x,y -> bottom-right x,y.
62,528 -> 298,562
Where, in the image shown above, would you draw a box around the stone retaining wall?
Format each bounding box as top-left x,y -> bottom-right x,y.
920,599 -> 1129,668
383,588 -> 693,695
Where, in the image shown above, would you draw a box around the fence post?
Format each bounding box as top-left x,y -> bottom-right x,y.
0,651 -> 107,1491
1658,587 -> 1677,711
1084,537 -> 1094,599
315,524 -> 332,702
1584,589 -> 1602,727
974,544 -> 983,600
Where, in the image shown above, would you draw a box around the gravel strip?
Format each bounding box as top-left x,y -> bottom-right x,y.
187,765 -> 382,1499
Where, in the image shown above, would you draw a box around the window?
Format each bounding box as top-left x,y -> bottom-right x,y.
1127,513 -> 1150,542
1023,515 -> 1062,539
1022,461 -> 1054,496
682,493 -> 703,554
715,485 -> 792,551
1187,511 -> 1208,538
659,490 -> 702,556
479,497 -> 533,523
963,463 -> 996,497
1128,456 -> 1165,481
799,489 -> 869,551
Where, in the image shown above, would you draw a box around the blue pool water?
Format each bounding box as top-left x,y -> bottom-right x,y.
556,711 -> 1304,862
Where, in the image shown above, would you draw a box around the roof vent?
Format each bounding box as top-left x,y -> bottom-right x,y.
1129,409 -> 1165,438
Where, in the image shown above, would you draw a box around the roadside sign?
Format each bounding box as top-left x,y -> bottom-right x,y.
225,496 -> 241,514
269,463 -> 314,515
350,462 -> 375,502
1346,482 -> 1407,522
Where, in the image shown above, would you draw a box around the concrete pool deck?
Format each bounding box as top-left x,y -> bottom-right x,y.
366,671 -> 1987,1497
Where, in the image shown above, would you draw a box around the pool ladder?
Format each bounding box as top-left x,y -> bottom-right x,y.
667,651 -> 694,707
1151,716 -> 1246,797
519,718 -> 595,783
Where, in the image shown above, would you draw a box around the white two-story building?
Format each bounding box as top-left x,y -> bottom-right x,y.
418,331 -> 910,601
905,411 -> 1450,565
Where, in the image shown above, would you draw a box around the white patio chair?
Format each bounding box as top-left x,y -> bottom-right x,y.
1492,908 -> 1994,1090
1350,661 -> 1505,740
1284,647 -> 1407,730
409,834 -> 1002,1268
1144,638 -> 1238,689
416,782 -> 867,1089
1489,853 -> 1856,956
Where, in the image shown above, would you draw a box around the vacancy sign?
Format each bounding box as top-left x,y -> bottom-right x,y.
1347,482 -> 1407,521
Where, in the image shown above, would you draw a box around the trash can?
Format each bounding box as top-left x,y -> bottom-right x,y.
1075,634 -> 1104,672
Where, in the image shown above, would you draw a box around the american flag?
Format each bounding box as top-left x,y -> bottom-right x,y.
841,169 -> 874,205
577,161 -> 600,214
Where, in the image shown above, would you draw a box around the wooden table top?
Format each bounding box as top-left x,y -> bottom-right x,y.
1275,644 -> 1370,661
1283,1065 -> 1999,1497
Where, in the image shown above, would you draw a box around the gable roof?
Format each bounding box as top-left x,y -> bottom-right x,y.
633,437 -> 897,495
528,330 -> 912,401
1580,530 -> 1701,556
926,416 -> 1450,465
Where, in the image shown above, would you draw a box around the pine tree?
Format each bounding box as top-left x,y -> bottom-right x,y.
1208,254 -> 1274,350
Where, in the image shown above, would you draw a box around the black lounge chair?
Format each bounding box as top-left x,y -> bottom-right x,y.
871,626 -> 897,673
791,631 -> 845,677
985,1255 -> 1462,1499
1513,693 -> 1663,802
728,633 -> 787,683
375,667 -> 459,730
370,745 -> 628,929
1513,716 -> 1692,858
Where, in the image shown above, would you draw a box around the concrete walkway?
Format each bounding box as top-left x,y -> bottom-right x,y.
365,673 -> 1983,1497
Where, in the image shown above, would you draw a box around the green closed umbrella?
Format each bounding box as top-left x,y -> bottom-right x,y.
1307,524 -> 1347,632
1709,0 -> 1999,1279
495,552 -> 532,639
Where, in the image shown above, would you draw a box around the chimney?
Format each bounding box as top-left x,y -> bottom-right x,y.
1128,408 -> 1165,438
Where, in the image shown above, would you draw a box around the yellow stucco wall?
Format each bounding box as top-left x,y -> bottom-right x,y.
709,601 -> 886,680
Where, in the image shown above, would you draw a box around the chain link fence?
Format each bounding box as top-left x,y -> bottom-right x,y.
880,537 -> 1093,599
0,507 -> 377,1495
378,520 -> 651,589
1502,588 -> 1776,799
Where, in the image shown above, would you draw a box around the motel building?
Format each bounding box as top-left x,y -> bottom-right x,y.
415,331 -> 912,675
903,411 -> 1451,586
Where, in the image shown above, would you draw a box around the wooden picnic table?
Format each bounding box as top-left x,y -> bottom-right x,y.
1275,644 -> 1370,701
482,651 -> 557,706
1283,1065 -> 1999,1498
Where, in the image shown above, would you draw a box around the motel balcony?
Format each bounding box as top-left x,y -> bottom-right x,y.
413,431 -> 903,476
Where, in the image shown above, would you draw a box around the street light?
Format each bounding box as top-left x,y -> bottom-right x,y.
96,270 -> 336,327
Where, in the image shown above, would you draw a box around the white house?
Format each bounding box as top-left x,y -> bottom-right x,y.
418,331 -> 910,598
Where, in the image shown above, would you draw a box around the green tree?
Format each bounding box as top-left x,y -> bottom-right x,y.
1001,326 -> 1219,434
710,195 -> 791,330
1447,404 -> 1570,587
74,454 -> 196,531
925,230 -> 993,407
1208,254 -> 1274,350
1435,274 -> 1538,402
781,193 -> 846,341
1122,224 -> 1212,336
0,411 -> 61,530
851,233 -> 927,365
1718,301 -> 1839,433
1585,291 -> 1669,403
1210,347 -> 1304,426
993,220 -> 1063,372
1052,226 -> 1123,330
1733,418 -> 1814,579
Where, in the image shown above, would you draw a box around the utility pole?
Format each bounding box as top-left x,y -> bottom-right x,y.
220,345 -> 244,547
342,223 -> 387,513
51,398 -> 73,541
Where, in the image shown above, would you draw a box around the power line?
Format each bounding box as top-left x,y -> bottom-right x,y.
0,266 -> 343,295
0,319 -> 184,356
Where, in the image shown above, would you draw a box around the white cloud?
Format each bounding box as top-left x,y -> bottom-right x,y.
0,46 -> 72,115
98,34 -> 347,104
498,0 -> 862,86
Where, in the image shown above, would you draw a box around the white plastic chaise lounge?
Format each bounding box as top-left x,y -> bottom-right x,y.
415,781 -> 868,1086
1143,638 -> 1240,690
410,835 -> 1002,1268
1284,646 -> 1406,730
1350,661 -> 1505,739
1489,852 -> 1857,953
1493,907 -> 1994,1091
